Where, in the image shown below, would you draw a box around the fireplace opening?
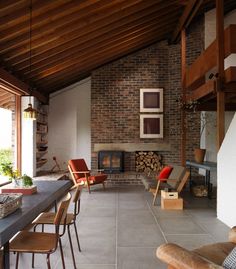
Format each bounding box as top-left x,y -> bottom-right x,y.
98,151 -> 124,173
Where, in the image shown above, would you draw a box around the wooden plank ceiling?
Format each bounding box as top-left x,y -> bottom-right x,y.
0,0 -> 236,99
0,88 -> 15,110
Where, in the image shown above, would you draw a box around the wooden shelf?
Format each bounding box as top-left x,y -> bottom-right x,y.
37,159 -> 47,168
36,151 -> 48,158
36,104 -> 48,170
37,121 -> 47,125
36,141 -> 48,146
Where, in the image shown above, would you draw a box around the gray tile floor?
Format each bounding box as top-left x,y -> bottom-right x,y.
9,185 -> 230,269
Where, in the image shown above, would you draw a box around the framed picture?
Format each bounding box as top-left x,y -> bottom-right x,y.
140,114 -> 163,138
140,88 -> 163,112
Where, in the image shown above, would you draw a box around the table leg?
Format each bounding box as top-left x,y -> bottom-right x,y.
206,170 -> 212,199
3,241 -> 9,269
189,166 -> 192,189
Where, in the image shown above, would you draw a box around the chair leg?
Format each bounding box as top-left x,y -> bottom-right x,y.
32,253 -> 35,268
73,222 -> 81,252
15,252 -> 19,269
153,180 -> 161,206
67,225 -> 77,269
102,181 -> 105,190
87,184 -> 91,194
59,237 -> 66,269
46,254 -> 51,269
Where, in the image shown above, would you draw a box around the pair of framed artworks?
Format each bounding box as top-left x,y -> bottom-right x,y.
140,88 -> 163,138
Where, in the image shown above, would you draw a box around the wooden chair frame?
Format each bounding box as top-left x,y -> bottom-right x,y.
10,193 -> 71,269
33,186 -> 82,269
68,164 -> 105,193
152,170 -> 190,205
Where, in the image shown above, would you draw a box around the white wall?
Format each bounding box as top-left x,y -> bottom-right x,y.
45,77 -> 91,170
218,113 -> 236,227
21,96 -> 36,177
204,9 -> 236,226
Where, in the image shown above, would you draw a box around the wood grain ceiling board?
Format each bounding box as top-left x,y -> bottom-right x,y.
0,88 -> 15,110
0,0 -> 236,96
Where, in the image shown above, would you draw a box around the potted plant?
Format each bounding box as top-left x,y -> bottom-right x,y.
0,162 -> 21,186
0,162 -> 33,187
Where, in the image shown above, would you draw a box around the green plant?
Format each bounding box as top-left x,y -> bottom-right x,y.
0,162 -> 20,180
0,148 -> 13,164
21,174 -> 33,187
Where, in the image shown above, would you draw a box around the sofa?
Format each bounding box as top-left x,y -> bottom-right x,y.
156,226 -> 236,268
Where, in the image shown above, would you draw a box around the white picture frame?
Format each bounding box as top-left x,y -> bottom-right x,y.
140,114 -> 163,138
140,88 -> 163,112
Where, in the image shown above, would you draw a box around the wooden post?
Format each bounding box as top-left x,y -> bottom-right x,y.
181,29 -> 186,166
216,0 -> 225,150
15,95 -> 21,173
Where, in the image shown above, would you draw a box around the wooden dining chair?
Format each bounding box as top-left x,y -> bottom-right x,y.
32,185 -> 82,269
9,193 -> 71,269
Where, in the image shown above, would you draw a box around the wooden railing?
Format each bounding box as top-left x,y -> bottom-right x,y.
186,24 -> 236,90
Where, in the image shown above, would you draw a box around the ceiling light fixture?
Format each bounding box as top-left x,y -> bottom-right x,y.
23,0 -> 37,120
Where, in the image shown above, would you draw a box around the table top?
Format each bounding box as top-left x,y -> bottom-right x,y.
0,180 -> 72,246
186,160 -> 217,170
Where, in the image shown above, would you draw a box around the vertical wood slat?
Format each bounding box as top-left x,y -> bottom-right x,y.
181,28 -> 186,166
216,0 -> 225,150
15,95 -> 21,173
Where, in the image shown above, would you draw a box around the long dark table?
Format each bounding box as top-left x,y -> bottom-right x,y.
0,180 -> 72,269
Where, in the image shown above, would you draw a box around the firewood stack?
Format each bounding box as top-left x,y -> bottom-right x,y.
135,151 -> 163,174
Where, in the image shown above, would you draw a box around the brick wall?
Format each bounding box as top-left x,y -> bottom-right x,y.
91,18 -> 204,171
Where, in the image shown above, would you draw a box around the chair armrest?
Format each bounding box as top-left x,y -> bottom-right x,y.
91,169 -> 105,173
229,226 -> 236,243
71,170 -> 90,174
70,183 -> 84,190
166,178 -> 178,182
156,243 -> 223,269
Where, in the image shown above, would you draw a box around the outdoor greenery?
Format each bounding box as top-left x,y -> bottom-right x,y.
0,148 -> 13,165
0,162 -> 20,180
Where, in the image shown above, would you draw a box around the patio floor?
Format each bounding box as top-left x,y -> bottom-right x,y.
9,185 -> 230,269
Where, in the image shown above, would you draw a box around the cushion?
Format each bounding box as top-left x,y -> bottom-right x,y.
68,159 -> 90,181
223,246 -> 236,269
79,174 -> 107,185
157,166 -> 173,182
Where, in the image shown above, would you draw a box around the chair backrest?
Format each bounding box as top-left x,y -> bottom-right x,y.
72,185 -> 82,217
167,165 -> 186,189
176,170 -> 190,193
68,159 -> 90,184
54,193 -> 71,228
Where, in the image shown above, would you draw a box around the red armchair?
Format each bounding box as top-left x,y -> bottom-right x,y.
68,159 -> 107,193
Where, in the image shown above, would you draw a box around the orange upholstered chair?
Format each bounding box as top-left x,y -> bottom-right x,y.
68,159 -> 107,193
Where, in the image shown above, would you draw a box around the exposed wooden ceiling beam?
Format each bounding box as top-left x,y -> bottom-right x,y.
22,13 -> 178,76
2,0 -> 173,61
35,28 -> 169,87
0,0 -> 72,31
170,0 -> 203,43
0,67 -> 48,103
0,0 -> 101,42
0,0 -> 127,49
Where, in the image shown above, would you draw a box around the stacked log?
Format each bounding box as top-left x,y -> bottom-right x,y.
135,151 -> 162,173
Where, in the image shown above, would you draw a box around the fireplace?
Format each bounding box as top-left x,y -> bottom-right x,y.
98,151 -> 124,173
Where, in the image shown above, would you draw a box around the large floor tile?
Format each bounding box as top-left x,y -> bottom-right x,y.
118,224 -> 166,247
197,220 -> 231,242
165,234 -> 216,250
117,247 -> 167,269
158,217 -> 206,235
